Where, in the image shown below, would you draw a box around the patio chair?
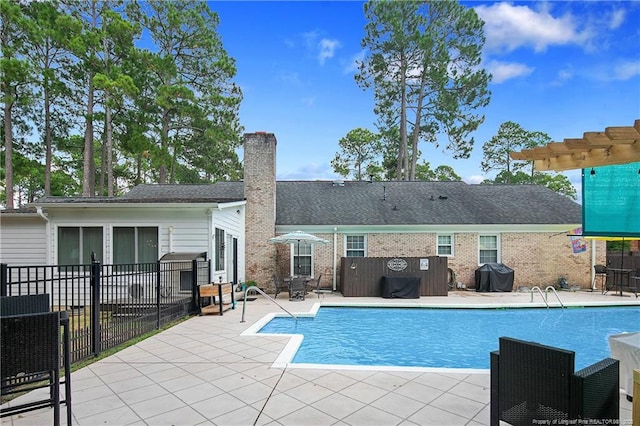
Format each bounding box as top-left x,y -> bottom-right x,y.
490,336 -> 619,426
593,264 -> 607,293
272,274 -> 287,299
630,268 -> 639,297
307,274 -> 325,298
0,295 -> 72,425
1,312 -> 63,425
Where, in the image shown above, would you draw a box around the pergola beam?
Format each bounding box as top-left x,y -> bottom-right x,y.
511,119 -> 640,171
533,141 -> 640,171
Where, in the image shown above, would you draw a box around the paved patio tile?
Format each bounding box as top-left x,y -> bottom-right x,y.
310,392 -> 366,421
368,391 -> 425,419
128,392 -> 186,419
339,381 -> 390,404
190,392 -> 246,419
342,404 -> 403,426
2,292 -> 636,426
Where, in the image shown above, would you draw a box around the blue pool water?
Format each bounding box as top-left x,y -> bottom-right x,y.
258,306 -> 640,369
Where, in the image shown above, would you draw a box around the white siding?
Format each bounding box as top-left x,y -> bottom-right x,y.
1,203 -> 246,286
0,216 -> 48,265
46,207 -> 212,264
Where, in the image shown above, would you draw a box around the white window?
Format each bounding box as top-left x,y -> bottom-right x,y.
437,234 -> 454,256
346,235 -> 366,257
293,241 -> 312,276
479,235 -> 499,264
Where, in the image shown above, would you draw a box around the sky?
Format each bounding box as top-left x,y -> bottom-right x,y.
210,1 -> 640,195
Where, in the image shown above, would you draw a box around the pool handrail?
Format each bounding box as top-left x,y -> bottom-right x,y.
530,286 -> 549,308
240,286 -> 297,323
544,285 -> 565,308
530,286 -> 565,308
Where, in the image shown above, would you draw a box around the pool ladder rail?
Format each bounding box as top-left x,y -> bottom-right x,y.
530,286 -> 565,308
240,285 -> 298,323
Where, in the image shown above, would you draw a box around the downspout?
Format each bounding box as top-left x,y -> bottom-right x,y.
207,208 -> 214,283
36,207 -> 51,264
333,227 -> 338,291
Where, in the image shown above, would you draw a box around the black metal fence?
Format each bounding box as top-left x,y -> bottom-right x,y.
1,259 -> 210,365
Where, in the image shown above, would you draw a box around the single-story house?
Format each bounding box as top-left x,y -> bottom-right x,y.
0,132 -> 605,293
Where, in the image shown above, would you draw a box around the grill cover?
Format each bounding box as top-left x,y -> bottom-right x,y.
475,263 -> 514,292
159,252 -> 207,261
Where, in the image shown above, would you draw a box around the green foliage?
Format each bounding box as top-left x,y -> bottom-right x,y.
331,128 -> 382,180
480,121 -> 575,199
357,0 -> 491,180
607,240 -> 630,253
483,170 -> 577,200
2,0 -> 244,207
481,121 -> 553,180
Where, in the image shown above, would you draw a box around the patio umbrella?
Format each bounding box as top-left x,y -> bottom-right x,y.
268,230 -> 330,275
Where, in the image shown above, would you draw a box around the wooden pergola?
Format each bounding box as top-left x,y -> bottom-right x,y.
510,119 -> 640,171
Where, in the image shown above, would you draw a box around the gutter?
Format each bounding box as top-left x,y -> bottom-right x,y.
36,207 -> 51,264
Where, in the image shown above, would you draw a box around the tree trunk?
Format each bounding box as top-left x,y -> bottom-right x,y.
44,83 -> 52,196
105,99 -> 114,196
397,54 -> 408,180
3,94 -> 13,209
83,74 -> 95,196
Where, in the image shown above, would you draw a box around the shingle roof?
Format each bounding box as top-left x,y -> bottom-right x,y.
274,181 -> 581,225
35,183 -> 245,204
29,181 -> 581,226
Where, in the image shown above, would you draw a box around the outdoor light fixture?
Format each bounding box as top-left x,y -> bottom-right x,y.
590,168 -> 596,175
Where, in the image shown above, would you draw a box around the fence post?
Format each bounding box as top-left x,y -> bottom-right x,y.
1,263 -> 7,297
90,261 -> 101,357
156,261 -> 161,329
191,259 -> 199,312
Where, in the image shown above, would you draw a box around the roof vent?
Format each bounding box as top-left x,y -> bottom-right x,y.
332,179 -> 345,187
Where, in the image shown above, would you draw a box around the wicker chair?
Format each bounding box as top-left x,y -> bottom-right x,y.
490,336 -> 619,426
0,293 -> 50,315
1,312 -> 63,425
0,295 -> 72,425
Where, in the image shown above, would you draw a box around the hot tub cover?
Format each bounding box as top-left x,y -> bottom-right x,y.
475,263 -> 514,292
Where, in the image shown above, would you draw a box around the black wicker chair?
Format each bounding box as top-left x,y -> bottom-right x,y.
1,312 -> 62,425
490,336 -> 619,426
0,293 -> 50,315
0,295 -> 72,425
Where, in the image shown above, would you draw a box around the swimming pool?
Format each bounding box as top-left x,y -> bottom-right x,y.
257,306 -> 640,370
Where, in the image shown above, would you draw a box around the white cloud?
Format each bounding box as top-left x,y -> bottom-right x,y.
279,71 -> 302,86
475,3 -> 591,54
344,50 -> 366,74
589,60 -> 640,82
465,175 -> 485,184
613,60 -> 640,81
301,31 -> 342,65
318,38 -> 341,65
550,68 -> 574,86
485,60 -> 534,83
609,9 -> 625,30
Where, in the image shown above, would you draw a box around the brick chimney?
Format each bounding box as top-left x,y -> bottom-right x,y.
243,132 -> 277,288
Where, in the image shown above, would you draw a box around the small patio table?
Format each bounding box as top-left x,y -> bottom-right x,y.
608,268 -> 633,296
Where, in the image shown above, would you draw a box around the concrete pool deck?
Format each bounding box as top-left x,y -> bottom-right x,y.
2,289 -> 638,425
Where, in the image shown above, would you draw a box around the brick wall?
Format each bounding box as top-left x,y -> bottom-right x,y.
243,133 -> 277,288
